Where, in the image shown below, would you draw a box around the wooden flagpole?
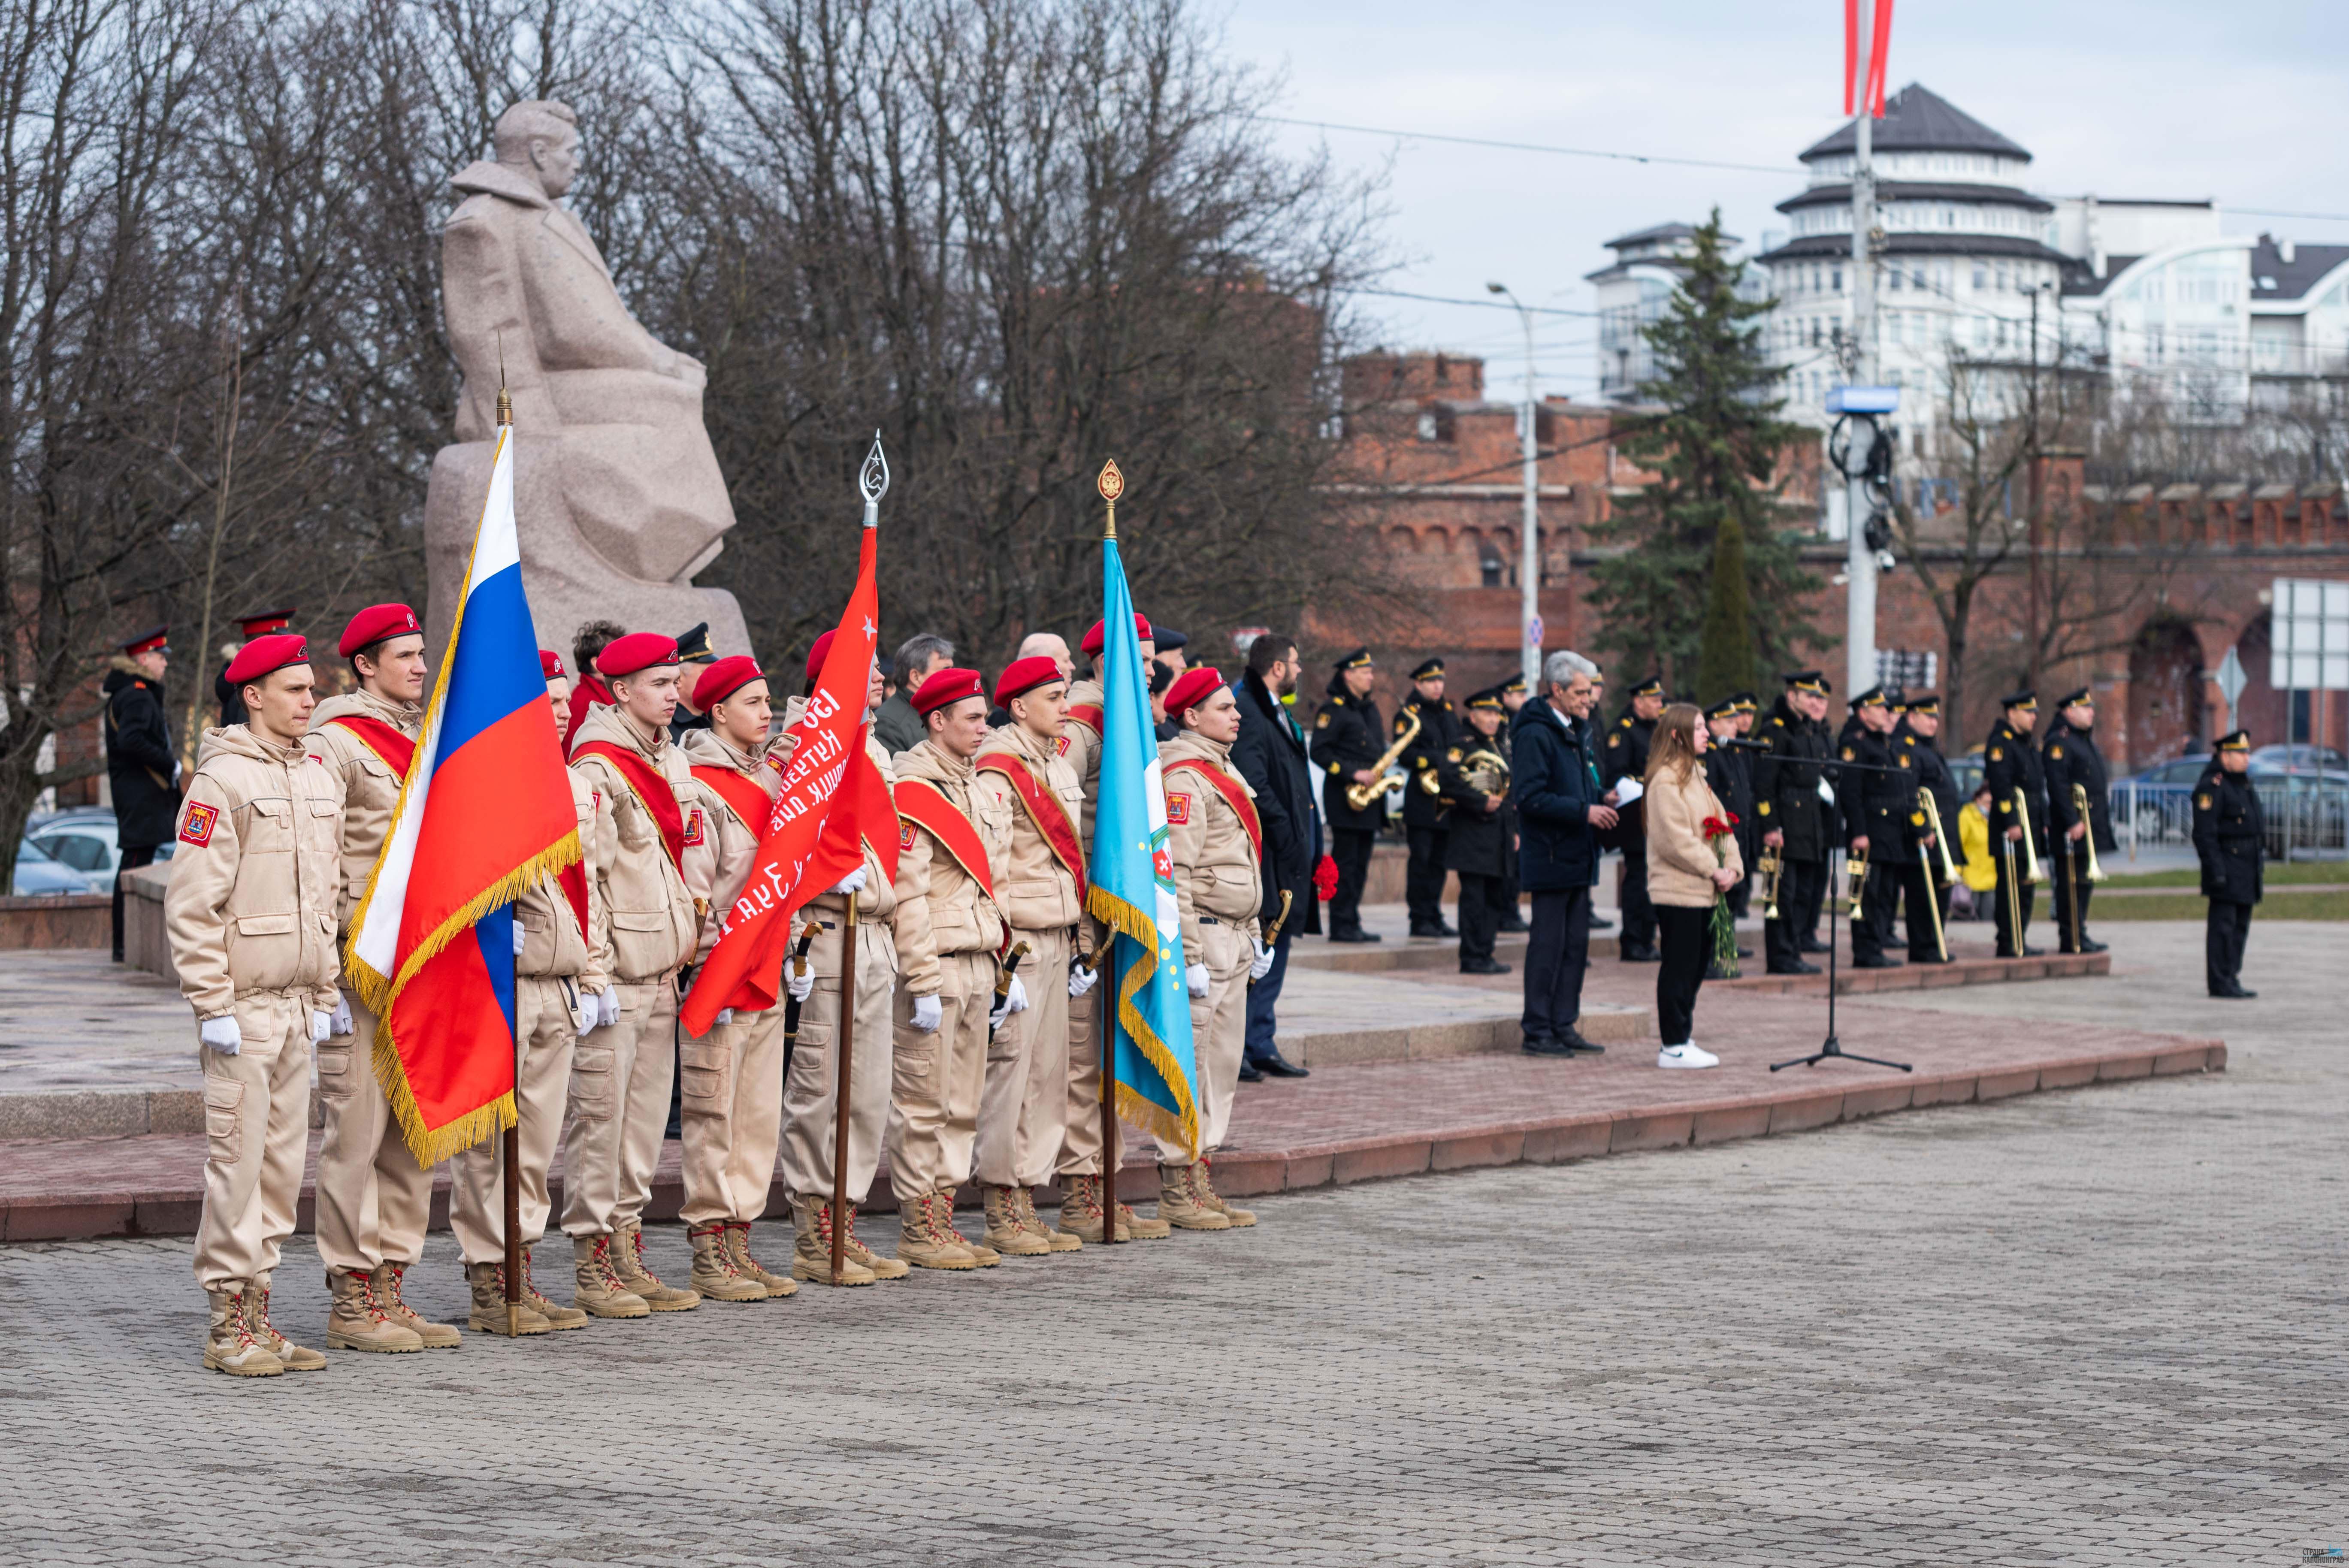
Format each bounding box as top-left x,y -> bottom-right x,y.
1099,945 -> 1119,1244
831,892 -> 858,1284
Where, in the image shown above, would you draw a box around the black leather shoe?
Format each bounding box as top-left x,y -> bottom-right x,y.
1237,1062 -> 1264,1082
1496,917 -> 1529,934
1767,960 -> 1820,976
1799,936 -> 1831,954
1409,924 -> 1447,939
1619,943 -> 1661,963
1254,1049 -> 1310,1079
1560,1028 -> 1605,1055
2022,945 -> 2045,957
1850,953 -> 1901,970
1330,928 -> 1382,944
1587,914 -> 1614,932
1735,946 -> 1753,959
1436,921 -> 1460,938
2081,939 -> 2108,954
1521,1035 -> 1579,1057
1459,958 -> 1511,976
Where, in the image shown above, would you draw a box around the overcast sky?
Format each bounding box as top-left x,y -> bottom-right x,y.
1226,0 -> 2349,405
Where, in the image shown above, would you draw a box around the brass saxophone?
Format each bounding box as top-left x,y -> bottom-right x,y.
1346,710 -> 1422,812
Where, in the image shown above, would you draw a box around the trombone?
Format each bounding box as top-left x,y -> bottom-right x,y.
1915,788 -> 1953,963
2062,782 -> 2107,956
1836,841 -> 1869,914
2012,788 -> 2041,883
1345,710 -> 1421,812
1756,843 -> 1783,921
2070,784 -> 2107,883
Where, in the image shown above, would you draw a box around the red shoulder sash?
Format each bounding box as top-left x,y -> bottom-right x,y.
895,778 -> 995,901
976,751 -> 1087,900
327,714 -> 416,780
574,740 -> 687,871
1064,704 -> 1103,736
1164,756 -> 1263,861
556,861 -> 591,950
691,764 -> 774,837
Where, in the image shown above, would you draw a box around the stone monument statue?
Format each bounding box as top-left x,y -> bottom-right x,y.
423,99 -> 747,660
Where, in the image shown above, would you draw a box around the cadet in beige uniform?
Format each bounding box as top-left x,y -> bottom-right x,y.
1156,668 -> 1275,1231
777,631 -> 908,1285
972,656 -> 1099,1256
305,603 -> 457,1351
676,654 -> 797,1302
167,633 -> 344,1376
447,651 -> 608,1332
564,631 -> 704,1314
887,667 -> 1019,1270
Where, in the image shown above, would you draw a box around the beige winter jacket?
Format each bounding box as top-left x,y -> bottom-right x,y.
1644,760 -> 1745,908
513,770 -> 611,988
889,738 -> 1013,996
569,703 -> 701,984
1160,730 -> 1264,963
165,724 -> 347,1021
303,688 -> 424,932
974,719 -> 1087,933
1061,677 -> 1106,839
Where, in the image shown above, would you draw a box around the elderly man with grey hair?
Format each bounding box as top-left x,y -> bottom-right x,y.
1510,650 -> 1619,1056
876,632 -> 956,754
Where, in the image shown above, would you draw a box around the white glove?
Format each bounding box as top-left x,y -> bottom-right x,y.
330,994 -> 354,1036
513,921 -> 528,957
1067,962 -> 1100,999
1186,962 -> 1210,998
199,1015 -> 241,1054
786,964 -> 815,1003
310,1010 -> 333,1043
1003,975 -> 1030,1016
715,1008 -> 734,1027
828,868 -> 868,897
910,994 -> 943,1033
1248,939 -> 1275,981
596,988 -> 619,1029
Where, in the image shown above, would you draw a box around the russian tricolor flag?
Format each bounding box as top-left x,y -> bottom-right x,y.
345,425 -> 580,1165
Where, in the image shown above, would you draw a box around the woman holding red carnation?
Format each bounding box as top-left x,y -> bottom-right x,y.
1642,704 -> 1745,1067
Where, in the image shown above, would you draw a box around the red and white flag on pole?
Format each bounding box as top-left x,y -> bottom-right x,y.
1843,0 -> 1893,118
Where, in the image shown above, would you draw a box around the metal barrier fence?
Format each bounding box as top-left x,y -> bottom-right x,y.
2115,779 -> 2349,862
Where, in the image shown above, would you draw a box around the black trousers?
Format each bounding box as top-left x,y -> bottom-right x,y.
1854,855 -> 1902,961
1456,872 -> 1503,967
1328,828 -> 1377,936
1522,887 -> 1592,1042
2206,899 -> 2252,993
1902,861 -> 1949,960
1992,837 -> 2037,957
110,845 -> 158,962
1498,855 -> 1525,930
1654,903 -> 1714,1046
1617,841 -> 1656,949
1405,825 -> 1450,930
1764,856 -> 1826,971
2051,841 -> 2096,952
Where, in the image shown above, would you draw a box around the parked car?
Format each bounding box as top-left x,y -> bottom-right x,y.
2250,743 -> 2348,774
23,809 -> 175,885
11,835 -> 97,897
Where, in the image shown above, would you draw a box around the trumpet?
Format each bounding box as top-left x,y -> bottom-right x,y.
2071,784 -> 2107,883
1917,789 -> 1960,888
1345,710 -> 1421,812
1757,843 -> 1783,921
1837,841 -> 1869,914
2013,788 -> 2041,884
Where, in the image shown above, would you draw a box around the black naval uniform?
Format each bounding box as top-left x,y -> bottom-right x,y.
1599,704 -> 1658,958
1835,717 -> 1914,967
2192,760 -> 2264,997
1752,695 -> 1832,973
1437,719 -> 1516,973
1314,675 -> 1385,940
2042,717 -> 2114,954
1703,733 -> 1756,919
102,656 -> 181,963
1982,716 -> 2048,957
1396,689 -> 1460,937
1900,720 -> 1962,961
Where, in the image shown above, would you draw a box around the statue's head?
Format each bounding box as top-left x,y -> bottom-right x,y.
493,100 -> 580,199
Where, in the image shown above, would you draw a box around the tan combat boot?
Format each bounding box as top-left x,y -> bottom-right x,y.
325,1266 -> 426,1352
1119,1190 -> 1173,1241
1022,1186 -> 1082,1253
937,1193 -> 1000,1266
246,1272 -> 326,1370
724,1222 -> 797,1297
612,1221 -> 701,1311
1191,1159 -> 1256,1228
465,1261 -> 552,1335
895,1192 -> 979,1271
1155,1163 -> 1231,1231
687,1222 -> 769,1302
520,1246 -> 590,1330
840,1204 -> 911,1279
375,1262 -> 463,1347
792,1199 -> 877,1285
1054,1173 -> 1128,1244
571,1234 -> 651,1319
203,1285 -> 284,1377
981,1184 -> 1050,1256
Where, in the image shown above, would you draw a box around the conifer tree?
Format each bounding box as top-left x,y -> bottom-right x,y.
1695,511 -> 1756,704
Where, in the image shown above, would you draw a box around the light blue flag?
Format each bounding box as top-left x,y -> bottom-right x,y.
1086,533 -> 1200,1157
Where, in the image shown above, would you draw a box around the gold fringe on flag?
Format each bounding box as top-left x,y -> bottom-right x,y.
1085,883 -> 1200,1160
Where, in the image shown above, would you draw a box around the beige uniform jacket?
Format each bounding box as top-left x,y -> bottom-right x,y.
974,721 -> 1087,934
569,704 -> 702,984
1061,678 -> 1106,840
303,689 -> 425,933
889,739 -> 1013,997
1160,731 -> 1265,964
679,726 -> 780,967
165,725 -> 348,1020
514,770 -> 612,988
803,733 -> 900,928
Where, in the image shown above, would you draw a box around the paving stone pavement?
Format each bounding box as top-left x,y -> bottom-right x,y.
0,922 -> 2341,1566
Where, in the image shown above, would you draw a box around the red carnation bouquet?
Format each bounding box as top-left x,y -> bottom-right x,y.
1702,810 -> 1740,976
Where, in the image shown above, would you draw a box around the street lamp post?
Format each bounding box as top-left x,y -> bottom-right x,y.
1488,282 -> 1542,691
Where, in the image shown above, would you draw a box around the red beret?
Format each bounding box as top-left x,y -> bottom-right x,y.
224,633 -> 311,688
804,629 -> 836,681
912,666 -> 985,717
237,607 -> 295,639
337,603 -> 421,658
1164,666 -> 1226,718
694,655 -> 765,711
1081,612 -> 1153,658
595,632 -> 680,679
539,650 -> 565,681
993,656 -> 1067,708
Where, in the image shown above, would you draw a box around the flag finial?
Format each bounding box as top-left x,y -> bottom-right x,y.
495,330 -> 512,428
1097,459 -> 1123,539
860,430 -> 890,528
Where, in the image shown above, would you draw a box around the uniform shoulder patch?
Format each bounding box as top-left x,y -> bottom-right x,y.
1911,810 -> 1926,825
178,801 -> 218,847
1899,755 -> 1911,768
1165,792 -> 1191,825
1315,712 -> 1329,728
1771,717 -> 1785,729
898,821 -> 917,851
682,807 -> 705,847
2197,793 -> 2211,809
1758,801 -> 1772,815
1841,746 -> 1854,761
1055,734 -> 1071,757
1618,717 -> 1632,728
2049,744 -> 2063,758
1989,746 -> 2003,761
1446,747 -> 1462,761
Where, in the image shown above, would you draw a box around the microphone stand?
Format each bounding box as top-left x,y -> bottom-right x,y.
1763,749 -> 1914,1074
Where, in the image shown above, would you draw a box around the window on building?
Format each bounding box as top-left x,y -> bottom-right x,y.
1889,267 -> 1903,292
1416,409 -> 1440,442
1912,267 -> 1926,291
1831,266 -> 1843,291
1972,264 -> 1988,290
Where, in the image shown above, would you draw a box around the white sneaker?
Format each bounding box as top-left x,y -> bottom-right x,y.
1656,1043 -> 1719,1069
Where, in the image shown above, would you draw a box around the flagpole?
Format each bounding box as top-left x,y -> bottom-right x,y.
1096,459 -> 1124,1243
496,369 -> 524,1338
832,892 -> 857,1285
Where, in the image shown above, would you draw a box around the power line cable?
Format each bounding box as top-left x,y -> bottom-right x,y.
1259,115 -> 1802,177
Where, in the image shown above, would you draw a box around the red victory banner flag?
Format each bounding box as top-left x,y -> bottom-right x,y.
1843,0 -> 1894,118
679,437 -> 895,1036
